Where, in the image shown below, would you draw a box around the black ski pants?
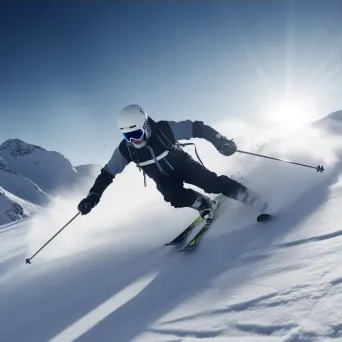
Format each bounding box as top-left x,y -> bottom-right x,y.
155,153 -> 245,208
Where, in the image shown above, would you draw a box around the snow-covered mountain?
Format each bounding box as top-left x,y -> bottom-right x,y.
319,109 -> 342,123
0,156 -> 50,206
0,139 -> 101,226
0,139 -> 79,195
0,187 -> 41,225
0,154 -> 49,225
313,110 -> 342,134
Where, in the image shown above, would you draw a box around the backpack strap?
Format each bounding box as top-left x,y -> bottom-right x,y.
178,142 -> 205,167
157,127 -> 205,167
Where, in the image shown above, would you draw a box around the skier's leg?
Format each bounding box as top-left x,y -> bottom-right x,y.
154,176 -> 217,219
177,153 -> 268,213
155,177 -> 197,209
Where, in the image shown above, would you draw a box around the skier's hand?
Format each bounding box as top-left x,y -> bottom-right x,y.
216,136 -> 237,156
78,193 -> 100,215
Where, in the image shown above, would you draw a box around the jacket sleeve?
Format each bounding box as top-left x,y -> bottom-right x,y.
168,120 -> 221,146
89,146 -> 130,197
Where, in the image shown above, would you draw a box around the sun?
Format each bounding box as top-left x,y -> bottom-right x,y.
265,96 -> 318,130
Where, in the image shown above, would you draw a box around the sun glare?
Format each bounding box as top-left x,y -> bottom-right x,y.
265,96 -> 318,130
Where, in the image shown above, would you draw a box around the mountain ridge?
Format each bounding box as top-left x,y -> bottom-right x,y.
0,139 -> 100,225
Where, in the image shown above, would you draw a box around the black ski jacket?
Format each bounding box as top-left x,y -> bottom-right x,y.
89,119 -> 222,197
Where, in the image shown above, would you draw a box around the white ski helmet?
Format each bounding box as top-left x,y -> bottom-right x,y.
117,104 -> 150,145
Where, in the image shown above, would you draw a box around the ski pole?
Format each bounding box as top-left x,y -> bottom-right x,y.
235,149 -> 325,173
25,212 -> 81,264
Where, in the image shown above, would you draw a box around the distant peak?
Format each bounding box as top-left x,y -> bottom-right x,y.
0,139 -> 44,157
327,110 -> 342,121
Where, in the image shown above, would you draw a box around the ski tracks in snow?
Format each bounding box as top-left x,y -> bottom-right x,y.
142,278 -> 342,341
135,181 -> 342,341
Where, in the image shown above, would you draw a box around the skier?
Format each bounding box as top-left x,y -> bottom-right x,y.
78,104 -> 270,221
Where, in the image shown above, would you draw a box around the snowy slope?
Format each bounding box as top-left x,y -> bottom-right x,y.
0,154 -> 46,225
0,187 -> 41,225
0,113 -> 342,342
0,139 -> 78,195
0,156 -> 50,206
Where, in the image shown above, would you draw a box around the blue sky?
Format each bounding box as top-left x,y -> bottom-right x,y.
1,1 -> 341,166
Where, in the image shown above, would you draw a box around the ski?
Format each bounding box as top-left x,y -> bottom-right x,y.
178,219 -> 213,252
177,196 -> 228,252
164,216 -> 203,246
178,211 -> 273,252
164,194 -> 226,247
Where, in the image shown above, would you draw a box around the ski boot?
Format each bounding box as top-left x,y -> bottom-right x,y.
191,194 -> 219,221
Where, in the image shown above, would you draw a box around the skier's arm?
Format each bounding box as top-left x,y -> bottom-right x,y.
78,146 -> 130,215
89,146 -> 130,197
168,120 -> 221,145
167,120 -> 236,156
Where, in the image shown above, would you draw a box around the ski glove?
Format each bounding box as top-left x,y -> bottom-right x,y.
216,136 -> 237,156
78,193 -> 100,215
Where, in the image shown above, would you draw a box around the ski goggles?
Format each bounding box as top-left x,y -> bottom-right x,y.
122,129 -> 145,142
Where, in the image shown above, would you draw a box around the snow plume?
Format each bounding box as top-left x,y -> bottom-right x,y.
233,120 -> 340,212
26,164 -> 193,263
189,115 -> 342,213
